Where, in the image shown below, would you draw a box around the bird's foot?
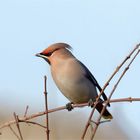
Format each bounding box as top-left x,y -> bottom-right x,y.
88,99 -> 94,107
66,102 -> 74,111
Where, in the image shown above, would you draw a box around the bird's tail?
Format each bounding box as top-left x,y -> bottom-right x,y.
96,103 -> 113,119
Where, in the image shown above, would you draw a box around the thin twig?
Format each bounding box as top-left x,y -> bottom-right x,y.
90,46 -> 140,139
89,121 -> 94,140
44,76 -> 50,140
8,125 -> 21,140
110,97 -> 140,103
19,120 -> 46,129
24,105 -> 29,117
0,106 -> 66,130
13,113 -> 23,140
89,120 -> 111,140
81,43 -> 140,139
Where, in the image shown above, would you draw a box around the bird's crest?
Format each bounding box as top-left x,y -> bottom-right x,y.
41,43 -> 72,55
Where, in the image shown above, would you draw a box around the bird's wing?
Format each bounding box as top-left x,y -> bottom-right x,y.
78,61 -> 110,106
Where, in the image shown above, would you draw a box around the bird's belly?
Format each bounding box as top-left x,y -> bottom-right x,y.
54,75 -> 97,103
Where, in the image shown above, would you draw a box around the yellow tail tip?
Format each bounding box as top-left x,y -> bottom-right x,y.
103,115 -> 113,120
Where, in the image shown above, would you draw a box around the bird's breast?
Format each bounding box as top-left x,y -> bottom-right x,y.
51,59 -> 97,103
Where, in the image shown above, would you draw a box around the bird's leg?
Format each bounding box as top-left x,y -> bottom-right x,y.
66,102 -> 74,111
88,99 -> 94,107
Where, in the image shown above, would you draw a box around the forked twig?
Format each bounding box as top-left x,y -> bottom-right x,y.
90,45 -> 140,139
81,44 -> 140,139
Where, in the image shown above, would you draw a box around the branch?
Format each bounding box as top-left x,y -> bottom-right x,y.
0,97 -> 140,131
90,45 -> 140,139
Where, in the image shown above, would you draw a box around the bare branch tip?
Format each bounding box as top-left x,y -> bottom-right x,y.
136,43 -> 140,47
44,75 -> 47,80
24,105 -> 29,117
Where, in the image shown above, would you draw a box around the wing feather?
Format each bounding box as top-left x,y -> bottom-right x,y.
78,61 -> 110,106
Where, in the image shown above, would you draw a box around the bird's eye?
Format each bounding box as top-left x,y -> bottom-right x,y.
46,52 -> 53,56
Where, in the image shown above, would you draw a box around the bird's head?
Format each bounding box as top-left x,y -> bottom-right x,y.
36,43 -> 73,65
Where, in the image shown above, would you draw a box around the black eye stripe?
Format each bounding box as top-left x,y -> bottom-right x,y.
46,48 -> 60,56
46,52 -> 53,56
40,52 -> 52,56
41,48 -> 61,57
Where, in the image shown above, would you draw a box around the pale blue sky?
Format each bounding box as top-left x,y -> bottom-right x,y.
0,0 -> 140,139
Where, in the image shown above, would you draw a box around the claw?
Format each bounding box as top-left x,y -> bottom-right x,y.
66,102 -> 73,111
88,99 -> 94,107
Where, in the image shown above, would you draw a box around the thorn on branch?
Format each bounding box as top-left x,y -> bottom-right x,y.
128,97 -> 132,103
125,66 -> 129,71
106,82 -> 109,86
116,66 -> 120,71
126,55 -> 130,60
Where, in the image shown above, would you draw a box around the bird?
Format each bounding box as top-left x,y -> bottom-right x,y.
36,43 -> 113,119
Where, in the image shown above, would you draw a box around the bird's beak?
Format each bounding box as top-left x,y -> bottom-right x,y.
35,53 -> 47,59
35,53 -> 50,64
35,53 -> 42,57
